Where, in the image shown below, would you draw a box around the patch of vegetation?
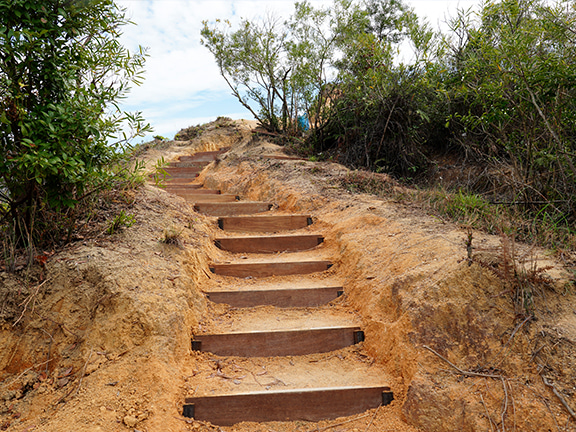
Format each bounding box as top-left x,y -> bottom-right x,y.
106,210 -> 136,235
0,0 -> 151,268
160,226 -> 184,247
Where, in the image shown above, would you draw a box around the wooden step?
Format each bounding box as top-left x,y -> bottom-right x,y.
184,385 -> 393,425
194,202 -> 273,216
182,194 -> 238,203
163,175 -> 199,182
169,161 -> 209,169
161,183 -> 203,190
192,326 -> 364,357
218,215 -> 313,232
210,260 -> 332,277
163,167 -> 204,174
205,286 -> 343,308
168,189 -> 220,195
214,234 -> 324,253
162,171 -> 203,178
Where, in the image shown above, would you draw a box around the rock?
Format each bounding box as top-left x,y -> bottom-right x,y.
123,415 -> 139,428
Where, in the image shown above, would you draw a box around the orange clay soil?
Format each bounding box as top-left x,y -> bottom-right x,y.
1,119 -> 575,432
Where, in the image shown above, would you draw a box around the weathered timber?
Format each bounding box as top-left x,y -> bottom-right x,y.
167,189 -> 220,195
162,167 -> 204,174
218,215 -> 313,232
169,161 -> 209,169
209,260 -> 332,277
192,326 -> 363,357
162,171 -> 204,178
162,184 -> 203,190
163,175 -> 199,182
194,202 -> 273,217
205,286 -> 343,308
182,194 -> 238,203
214,234 -> 324,253
183,386 -> 392,425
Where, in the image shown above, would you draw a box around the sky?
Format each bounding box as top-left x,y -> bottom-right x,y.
115,0 -> 479,142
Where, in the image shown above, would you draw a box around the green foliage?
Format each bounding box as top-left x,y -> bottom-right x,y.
0,0 -> 151,251
444,0 -> 576,222
106,209 -> 136,235
152,156 -> 169,187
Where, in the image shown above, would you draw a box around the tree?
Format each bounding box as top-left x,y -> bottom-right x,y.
201,0 -> 382,135
0,0 -> 151,249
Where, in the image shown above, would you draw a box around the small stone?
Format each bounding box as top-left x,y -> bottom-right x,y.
123,415 -> 138,428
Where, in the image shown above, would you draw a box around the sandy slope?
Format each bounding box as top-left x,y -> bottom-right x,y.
1,119 -> 575,432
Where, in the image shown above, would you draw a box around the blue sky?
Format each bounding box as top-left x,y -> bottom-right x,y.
116,0 -> 478,142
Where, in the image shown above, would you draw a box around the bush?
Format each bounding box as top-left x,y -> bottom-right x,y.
0,0 -> 151,253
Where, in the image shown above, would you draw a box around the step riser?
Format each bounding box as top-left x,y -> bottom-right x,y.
162,172 -> 203,178
161,176 -> 199,182
184,386 -> 392,425
195,203 -> 273,217
210,261 -> 332,277
167,189 -> 220,195
181,195 -> 238,203
218,215 -> 313,232
205,287 -> 343,308
169,162 -> 209,169
192,327 -> 363,357
215,235 -> 323,253
160,184 -> 203,190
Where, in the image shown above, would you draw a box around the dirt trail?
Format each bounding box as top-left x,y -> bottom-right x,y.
1,119 -> 575,431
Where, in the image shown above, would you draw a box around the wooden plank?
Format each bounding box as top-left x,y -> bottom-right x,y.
163,171 -> 203,178
163,167 -> 204,174
163,175 -> 199,182
218,215 -> 313,232
194,202 -> 273,216
214,234 -> 324,253
169,161 -> 209,169
166,189 -> 220,195
182,194 -> 238,203
184,386 -> 391,425
162,184 -> 203,190
205,286 -> 343,308
192,326 -> 363,357
210,260 -> 332,277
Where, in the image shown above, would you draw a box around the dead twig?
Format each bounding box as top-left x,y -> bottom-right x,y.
54,348 -> 93,405
0,358 -> 53,390
13,279 -> 49,326
423,345 -> 502,379
313,412 -> 372,432
501,376 -> 508,432
541,375 -> 576,421
363,404 -> 382,431
480,393 -> 496,432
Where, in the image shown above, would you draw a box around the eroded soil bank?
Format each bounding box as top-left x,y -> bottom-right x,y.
1,119 -> 575,431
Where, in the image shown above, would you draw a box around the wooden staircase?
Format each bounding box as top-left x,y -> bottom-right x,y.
151,148 -> 393,426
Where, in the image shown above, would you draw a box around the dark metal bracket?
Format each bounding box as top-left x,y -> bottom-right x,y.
382,389 -> 394,406
183,404 -> 195,418
191,340 -> 202,351
353,330 -> 365,344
